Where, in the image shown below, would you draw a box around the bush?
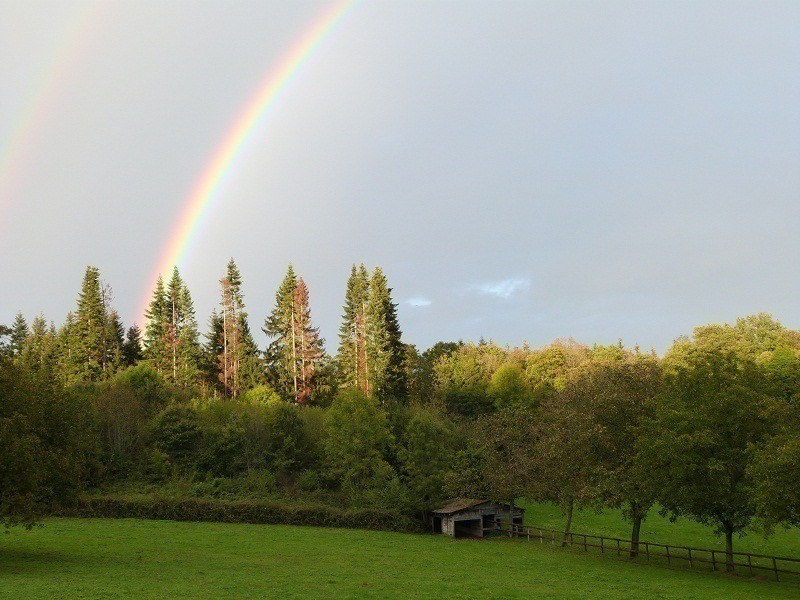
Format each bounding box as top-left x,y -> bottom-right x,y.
57,495 -> 420,533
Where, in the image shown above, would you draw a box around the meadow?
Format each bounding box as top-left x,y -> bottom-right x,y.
1,517 -> 798,599
521,502 -> 800,557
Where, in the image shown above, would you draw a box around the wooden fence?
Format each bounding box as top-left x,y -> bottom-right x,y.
499,521 -> 800,582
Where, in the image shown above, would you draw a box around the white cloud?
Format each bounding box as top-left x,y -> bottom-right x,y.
471,277 -> 531,299
406,296 -> 432,307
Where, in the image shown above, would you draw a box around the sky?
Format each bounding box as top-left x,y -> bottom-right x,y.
1,0 -> 798,354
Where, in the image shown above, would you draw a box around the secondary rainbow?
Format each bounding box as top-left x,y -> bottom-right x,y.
139,0 -> 356,321
0,1 -> 107,216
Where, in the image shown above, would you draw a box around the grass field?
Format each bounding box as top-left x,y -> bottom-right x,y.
1,518 -> 798,598
520,501 -> 800,557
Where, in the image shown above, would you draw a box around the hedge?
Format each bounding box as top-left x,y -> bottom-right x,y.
54,496 -> 421,533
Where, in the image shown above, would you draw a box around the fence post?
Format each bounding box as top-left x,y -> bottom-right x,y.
583,534 -> 588,552
539,529 -> 543,544
600,537 -> 604,554
645,542 -> 649,561
773,557 -> 780,582
666,545 -> 671,565
711,550 -> 716,571
617,539 -> 621,557
747,554 -> 753,576
688,548 -> 693,569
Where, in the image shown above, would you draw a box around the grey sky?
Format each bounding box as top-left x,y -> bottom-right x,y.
1,0 -> 798,353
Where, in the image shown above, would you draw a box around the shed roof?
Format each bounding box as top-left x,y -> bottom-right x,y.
432,498 -> 525,515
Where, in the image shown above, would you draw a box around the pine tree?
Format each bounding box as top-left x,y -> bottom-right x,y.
263,264 -> 298,398
203,310 -> 224,395
216,259 -> 258,397
62,266 -> 110,383
365,267 -> 406,401
104,308 -> 125,374
9,312 -> 28,358
175,278 -> 201,386
122,325 -> 143,366
336,264 -> 370,392
20,314 -> 56,373
144,275 -> 169,374
292,277 -> 325,405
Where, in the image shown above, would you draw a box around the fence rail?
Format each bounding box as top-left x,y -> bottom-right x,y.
498,521 -> 800,582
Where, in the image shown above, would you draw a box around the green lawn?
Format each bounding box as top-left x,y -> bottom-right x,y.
520,501 -> 800,557
1,518 -> 798,598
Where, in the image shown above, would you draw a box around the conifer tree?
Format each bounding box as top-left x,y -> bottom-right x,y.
122,325 -> 143,367
293,277 -> 325,405
175,278 -> 201,386
263,264 -> 299,398
144,275 -> 169,374
336,264 -> 370,392
203,310 -> 224,395
216,259 -> 260,397
104,308 -> 125,374
365,267 -> 406,400
20,314 -> 56,373
144,268 -> 201,386
62,266 -> 111,383
9,312 -> 28,359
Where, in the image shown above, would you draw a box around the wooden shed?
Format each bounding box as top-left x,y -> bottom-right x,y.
431,498 -> 524,538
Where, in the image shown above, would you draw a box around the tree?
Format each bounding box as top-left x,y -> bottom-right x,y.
9,312 -> 28,359
748,403 -> 800,531
1,362 -> 94,529
20,315 -> 57,374
556,352 -> 662,555
398,407 -> 456,516
336,264 -> 370,392
216,259 -> 260,397
365,267 -> 406,401
61,266 -> 115,383
122,325 -> 144,367
264,265 -> 298,398
292,277 -> 324,405
487,363 -> 533,410
637,346 -> 776,569
143,275 -> 169,374
324,389 -> 394,491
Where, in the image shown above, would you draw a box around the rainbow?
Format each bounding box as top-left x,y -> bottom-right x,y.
0,1 -> 107,213
139,0 -> 357,321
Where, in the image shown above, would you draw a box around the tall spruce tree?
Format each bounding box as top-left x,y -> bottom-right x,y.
216,259 -> 260,397
263,264 -> 298,398
61,266 -> 110,383
144,275 -> 169,374
365,267 -> 406,400
122,325 -> 143,367
293,277 -> 325,404
9,312 -> 28,359
20,314 -> 56,373
336,264 -> 370,392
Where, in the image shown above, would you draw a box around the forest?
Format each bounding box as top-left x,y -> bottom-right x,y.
1,261 -> 799,570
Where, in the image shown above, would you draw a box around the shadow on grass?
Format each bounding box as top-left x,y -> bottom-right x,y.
0,547 -> 91,575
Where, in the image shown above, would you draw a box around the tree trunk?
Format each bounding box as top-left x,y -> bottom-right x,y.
630,501 -> 642,558
562,499 -> 574,547
723,520 -> 734,572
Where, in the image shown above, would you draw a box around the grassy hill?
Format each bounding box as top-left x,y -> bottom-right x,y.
1,518 -> 797,598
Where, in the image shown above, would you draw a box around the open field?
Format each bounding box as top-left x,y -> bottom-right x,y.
1,518 -> 798,598
520,501 -> 800,557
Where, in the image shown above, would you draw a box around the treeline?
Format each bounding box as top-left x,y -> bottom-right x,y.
1,265 -> 799,566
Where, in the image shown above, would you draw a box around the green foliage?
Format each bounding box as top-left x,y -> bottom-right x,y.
151,405 -> 203,468
397,407 -> 456,512
637,346 -> 778,559
324,389 -> 395,490
0,363 -> 94,529
487,362 -> 534,409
